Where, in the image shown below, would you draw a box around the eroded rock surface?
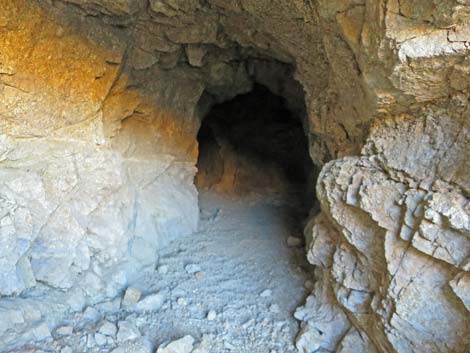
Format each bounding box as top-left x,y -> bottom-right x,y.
0,0 -> 469,352
299,113 -> 470,353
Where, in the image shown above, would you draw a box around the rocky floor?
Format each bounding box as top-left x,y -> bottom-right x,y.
7,190 -> 313,353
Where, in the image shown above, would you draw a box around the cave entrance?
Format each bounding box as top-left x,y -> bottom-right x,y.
195,83 -> 314,214
187,83 -> 316,350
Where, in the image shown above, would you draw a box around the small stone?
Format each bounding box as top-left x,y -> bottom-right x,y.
185,264 -> 201,274
260,289 -> 272,298
122,287 -> 142,307
185,44 -> 206,67
111,337 -> 153,353
117,320 -> 141,342
60,346 -> 73,353
194,272 -> 204,280
224,341 -> 236,350
83,306 -> 101,323
295,326 -> 323,353
157,265 -> 169,274
55,325 -> 73,336
192,334 -> 213,353
135,292 -> 165,312
287,236 -> 303,247
87,333 -> 96,348
32,323 -> 51,341
156,335 -> 195,353
269,304 -> 280,313
23,306 -> 42,322
67,289 -> 86,312
206,310 -> 217,321
177,297 -> 186,306
304,280 -> 314,291
95,332 -> 107,346
99,321 -> 117,337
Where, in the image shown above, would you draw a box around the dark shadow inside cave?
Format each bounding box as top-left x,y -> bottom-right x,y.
195,83 -> 316,217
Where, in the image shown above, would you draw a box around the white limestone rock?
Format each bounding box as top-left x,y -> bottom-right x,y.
135,293 -> 166,312
111,337 -> 153,353
117,321 -> 141,342
99,321 -> 118,337
122,287 -> 142,307
55,326 -> 73,336
156,335 -> 195,353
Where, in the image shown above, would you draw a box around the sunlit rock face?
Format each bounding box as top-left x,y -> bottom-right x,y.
299,113 -> 470,353
1,0 -> 470,352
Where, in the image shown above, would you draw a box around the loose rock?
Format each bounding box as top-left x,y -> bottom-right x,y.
185,264 -> 201,274
206,310 -> 217,321
156,335 -> 195,353
122,287 -> 142,307
55,326 -> 73,336
117,321 -> 141,342
135,293 -> 165,312
99,321 -> 117,337
287,236 -> 303,247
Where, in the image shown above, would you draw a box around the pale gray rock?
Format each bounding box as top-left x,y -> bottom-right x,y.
192,334 -> 212,353
337,329 -> 378,353
86,333 -> 96,348
32,323 -> 51,341
100,321 -> 118,337
450,272 -> 470,312
299,115 -> 470,353
286,236 -> 303,247
184,264 -> 201,274
295,325 -> 322,353
156,335 -> 195,353
158,265 -> 169,274
122,287 -> 142,307
117,321 -> 141,342
60,346 -> 73,353
260,289 -> 272,298
83,307 -> 102,323
111,337 -> 153,353
55,326 -> 73,336
66,289 -> 86,312
206,310 -> 217,321
0,1 -> 469,352
95,332 -> 108,346
135,293 -> 165,312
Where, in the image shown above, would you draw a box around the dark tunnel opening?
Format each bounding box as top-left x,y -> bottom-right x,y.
195,83 -> 316,217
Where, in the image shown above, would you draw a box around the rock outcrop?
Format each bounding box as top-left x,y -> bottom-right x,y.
0,0 -> 469,352
298,112 -> 470,353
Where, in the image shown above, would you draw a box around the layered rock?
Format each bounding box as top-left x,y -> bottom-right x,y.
298,112 -> 470,353
0,0 -> 469,352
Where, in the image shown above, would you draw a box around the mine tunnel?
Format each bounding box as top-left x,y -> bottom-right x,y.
4,0 -> 469,352
195,83 -> 315,217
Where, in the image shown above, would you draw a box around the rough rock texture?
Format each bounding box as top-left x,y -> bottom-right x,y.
0,0 -> 469,351
299,113 -> 470,353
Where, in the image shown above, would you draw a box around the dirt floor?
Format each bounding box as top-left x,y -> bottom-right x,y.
10,188 -> 313,353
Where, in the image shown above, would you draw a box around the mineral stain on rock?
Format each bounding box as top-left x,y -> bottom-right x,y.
0,0 -> 469,352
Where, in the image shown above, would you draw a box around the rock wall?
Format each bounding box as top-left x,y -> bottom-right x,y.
0,0 -> 202,298
297,111 -> 470,353
0,0 -> 469,352
295,1 -> 470,352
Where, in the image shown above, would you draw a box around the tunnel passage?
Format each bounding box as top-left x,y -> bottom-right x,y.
195,83 -> 315,215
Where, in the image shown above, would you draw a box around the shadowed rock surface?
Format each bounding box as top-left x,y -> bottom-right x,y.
0,0 -> 469,352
